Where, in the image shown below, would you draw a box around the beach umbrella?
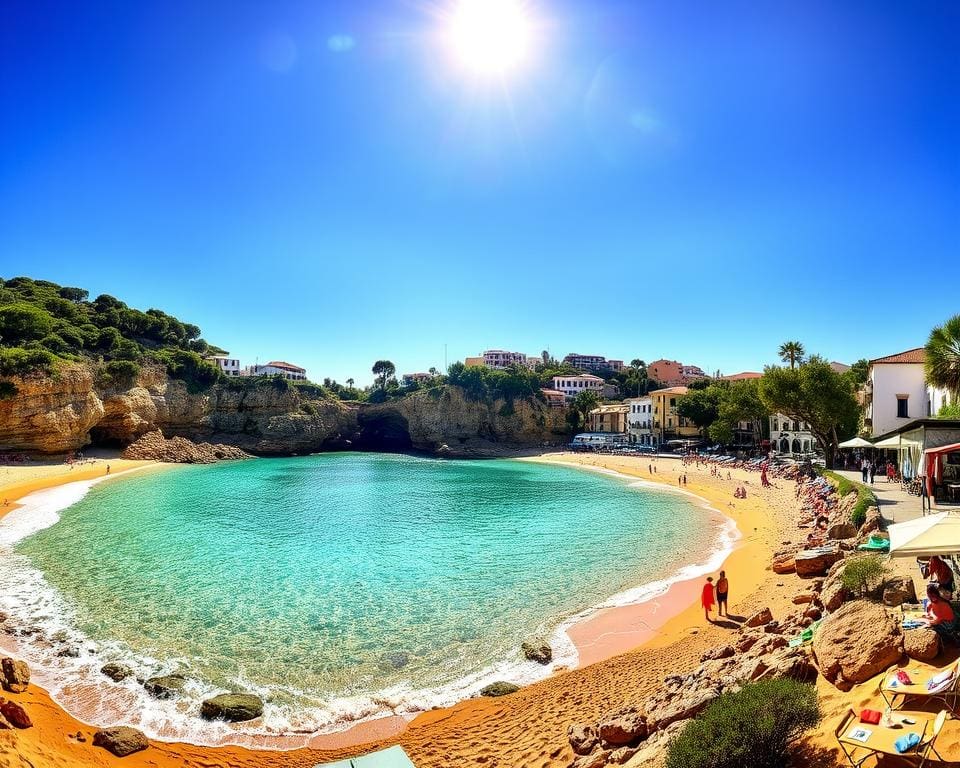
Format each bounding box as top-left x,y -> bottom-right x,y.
873,435 -> 902,449
887,512 -> 960,558
838,436 -> 875,449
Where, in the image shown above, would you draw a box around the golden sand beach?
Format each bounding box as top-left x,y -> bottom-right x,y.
5,452 -> 949,768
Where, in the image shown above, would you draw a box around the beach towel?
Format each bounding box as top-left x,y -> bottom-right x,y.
894,732 -> 921,753
897,670 -> 914,685
860,709 -> 882,724
927,668 -> 954,693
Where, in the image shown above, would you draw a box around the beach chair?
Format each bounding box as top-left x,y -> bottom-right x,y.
313,746 -> 416,768
835,708 -> 947,768
879,661 -> 960,714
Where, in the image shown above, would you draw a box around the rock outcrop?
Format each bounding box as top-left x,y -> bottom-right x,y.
122,431 -> 252,463
100,663 -> 133,682
882,575 -> 917,607
143,674 -> 186,699
0,700 -> 30,729
812,600 -> 903,690
522,639 -> 553,665
93,726 -> 148,757
480,681 -> 520,697
199,693 -> 264,722
0,659 -> 28,694
904,628 -> 940,661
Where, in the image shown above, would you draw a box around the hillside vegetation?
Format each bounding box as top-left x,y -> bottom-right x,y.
0,276 -> 224,395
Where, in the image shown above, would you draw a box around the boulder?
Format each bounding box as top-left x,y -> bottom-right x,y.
143,674 -> 185,699
859,506 -> 883,536
812,601 -> 903,690
597,707 -> 647,747
700,645 -> 735,663
480,681 -> 520,697
792,593 -> 815,605
827,522 -> 858,541
771,554 -> 796,574
0,700 -> 30,729
571,752 -> 609,768
883,576 -> 917,607
644,685 -> 720,731
101,663 -> 133,682
904,628 -> 940,662
803,607 -> 823,621
820,562 -> 849,613
0,658 -> 28,693
199,693 -> 264,722
92,726 -> 148,757
607,746 -> 641,764
795,547 -> 841,578
568,723 -> 599,756
522,639 -> 553,665
745,608 -> 773,628
0,712 -> 12,729
759,646 -> 817,683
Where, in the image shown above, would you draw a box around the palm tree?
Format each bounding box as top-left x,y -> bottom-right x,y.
346,378 -> 354,389
630,359 -> 648,396
778,341 -> 806,369
925,314 -> 960,398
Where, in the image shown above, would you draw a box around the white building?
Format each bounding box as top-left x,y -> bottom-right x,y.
551,374 -> 604,401
625,396 -> 653,445
242,361 -> 307,381
206,355 -> 241,377
402,372 -> 435,386
769,414 -> 817,457
864,348 -> 951,437
563,354 -> 623,373
481,350 -> 530,369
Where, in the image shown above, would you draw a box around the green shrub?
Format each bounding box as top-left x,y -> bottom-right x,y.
0,346 -> 56,376
851,500 -> 868,529
97,360 -> 141,388
666,679 -> 820,768
840,554 -> 888,597
0,302 -> 55,342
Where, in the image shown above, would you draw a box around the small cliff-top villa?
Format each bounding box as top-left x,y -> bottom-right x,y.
205,354 -> 241,377
540,388 -> 566,408
551,374 -> 604,401
243,361 -> 308,381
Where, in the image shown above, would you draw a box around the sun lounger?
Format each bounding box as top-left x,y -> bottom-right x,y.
835,708 -> 947,768
313,746 -> 416,768
880,661 -> 960,713
857,535 -> 890,552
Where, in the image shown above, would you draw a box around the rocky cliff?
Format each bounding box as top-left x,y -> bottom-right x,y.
0,363 -> 569,457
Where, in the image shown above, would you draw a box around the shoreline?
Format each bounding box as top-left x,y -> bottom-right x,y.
0,451 -> 792,767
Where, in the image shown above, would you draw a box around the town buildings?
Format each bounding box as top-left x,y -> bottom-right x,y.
551,374 -> 604,401
588,403 -> 629,433
863,348 -> 951,437
562,353 -> 624,373
540,388 -> 566,408
769,415 -> 817,457
648,359 -> 707,386
650,386 -> 700,444
625,395 -> 653,445
482,349 -> 530,369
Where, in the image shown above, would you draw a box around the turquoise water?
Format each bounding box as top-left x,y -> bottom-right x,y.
9,454 -> 728,739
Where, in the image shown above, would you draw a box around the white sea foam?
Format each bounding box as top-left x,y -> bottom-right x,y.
0,464 -> 740,748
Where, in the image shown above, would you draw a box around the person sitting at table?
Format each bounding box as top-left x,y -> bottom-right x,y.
927,555 -> 955,599
922,584 -> 959,644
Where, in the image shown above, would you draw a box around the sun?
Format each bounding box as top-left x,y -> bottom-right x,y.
445,0 -> 534,75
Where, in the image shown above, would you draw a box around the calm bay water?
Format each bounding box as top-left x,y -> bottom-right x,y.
7,454 -> 729,740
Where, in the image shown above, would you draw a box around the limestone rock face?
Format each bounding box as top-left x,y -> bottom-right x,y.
93,726 -> 148,757
199,693 -> 263,722
904,628 -> 940,661
597,707 -> 648,747
0,365 -> 104,452
0,659 -> 28,693
795,547 -> 841,577
812,600 -> 903,689
745,608 -> 773,628
568,723 -> 599,755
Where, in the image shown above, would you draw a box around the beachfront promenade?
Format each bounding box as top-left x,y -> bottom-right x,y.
831,469 -> 960,525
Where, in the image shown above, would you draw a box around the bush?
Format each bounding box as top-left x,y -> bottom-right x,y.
666,679 -> 820,768
0,302 -> 55,342
851,501 -> 868,529
840,554 -> 888,597
97,360 -> 141,388
0,346 -> 56,377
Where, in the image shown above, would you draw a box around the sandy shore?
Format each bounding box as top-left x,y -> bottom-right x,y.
0,452 -> 806,768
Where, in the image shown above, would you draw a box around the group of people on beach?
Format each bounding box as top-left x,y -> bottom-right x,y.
701,572 -> 729,621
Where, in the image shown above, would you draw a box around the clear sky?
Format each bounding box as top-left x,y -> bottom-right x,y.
2,1 -> 958,384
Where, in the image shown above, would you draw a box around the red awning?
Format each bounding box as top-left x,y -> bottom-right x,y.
923,443 -> 960,484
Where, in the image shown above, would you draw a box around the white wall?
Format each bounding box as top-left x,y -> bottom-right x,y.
869,363 -> 927,436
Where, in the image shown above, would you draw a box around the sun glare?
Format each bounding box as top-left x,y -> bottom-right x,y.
446,0 -> 534,76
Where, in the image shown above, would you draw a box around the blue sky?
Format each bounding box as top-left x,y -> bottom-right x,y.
2,1 -> 958,384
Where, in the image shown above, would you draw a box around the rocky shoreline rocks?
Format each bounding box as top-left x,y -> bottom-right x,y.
122,430 -> 253,463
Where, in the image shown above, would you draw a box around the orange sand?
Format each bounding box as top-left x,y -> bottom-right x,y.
0,452 -> 867,768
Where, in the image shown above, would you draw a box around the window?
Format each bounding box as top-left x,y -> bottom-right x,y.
897,397 -> 909,419
670,398 -> 676,407
772,420 -> 778,432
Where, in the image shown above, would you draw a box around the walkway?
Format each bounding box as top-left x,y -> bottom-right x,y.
832,469 -> 960,525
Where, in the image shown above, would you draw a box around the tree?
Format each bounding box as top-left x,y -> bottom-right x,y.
844,358 -> 870,388
0,303 -> 55,343
778,341 -> 806,369
572,390 -> 600,429
428,367 -> 438,376
346,377 -> 355,388
677,387 -> 722,431
759,356 -> 859,468
372,360 -> 395,390
925,314 -> 960,399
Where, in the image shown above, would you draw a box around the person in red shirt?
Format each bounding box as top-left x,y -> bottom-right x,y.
701,577 -> 715,622
923,584 -> 957,643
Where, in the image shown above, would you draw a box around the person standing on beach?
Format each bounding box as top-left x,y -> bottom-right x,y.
106,464 -> 110,475
716,571 -> 729,617
701,577 -> 715,622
